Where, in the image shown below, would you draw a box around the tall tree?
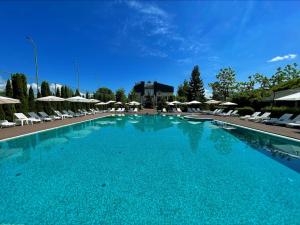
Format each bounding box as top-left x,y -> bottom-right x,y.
128,89 -> 139,102
28,86 -> 35,112
115,88 -> 127,103
188,65 -> 205,101
5,79 -> 13,97
213,67 -> 236,101
75,89 -> 80,96
11,73 -> 28,113
55,87 -> 61,97
40,81 -> 51,97
177,79 -> 189,102
95,87 -> 115,102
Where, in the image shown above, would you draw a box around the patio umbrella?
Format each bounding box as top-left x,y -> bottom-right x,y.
205,99 -> 221,104
275,92 -> 300,101
170,101 -> 182,105
66,96 -> 90,103
220,101 -> 237,106
36,96 -> 65,102
128,101 -> 140,106
87,99 -> 100,103
115,101 -> 122,105
106,100 -> 116,104
0,96 -> 20,104
95,102 -> 107,105
188,100 -> 201,105
167,102 -> 174,106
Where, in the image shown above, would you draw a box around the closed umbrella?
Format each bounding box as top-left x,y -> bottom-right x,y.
36,96 -> 65,102
0,96 -> 20,104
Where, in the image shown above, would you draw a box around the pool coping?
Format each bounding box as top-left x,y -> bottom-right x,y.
213,119 -> 300,143
0,114 -> 114,142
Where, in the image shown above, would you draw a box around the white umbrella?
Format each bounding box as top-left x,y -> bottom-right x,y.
188,100 -> 201,105
95,102 -> 107,105
170,101 -> 181,105
115,101 -> 122,105
66,96 -> 90,103
106,100 -> 116,104
220,101 -> 237,106
36,96 -> 65,102
205,99 -> 221,104
0,96 -> 20,104
275,92 -> 300,101
128,101 -> 140,106
167,102 -> 174,106
88,99 -> 100,103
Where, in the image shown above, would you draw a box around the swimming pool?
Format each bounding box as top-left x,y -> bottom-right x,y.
0,115 -> 300,224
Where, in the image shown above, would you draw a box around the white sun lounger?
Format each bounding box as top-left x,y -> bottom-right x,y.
14,113 -> 39,126
263,113 -> 293,125
249,112 -> 271,122
0,120 -> 16,128
240,112 -> 261,120
276,114 -> 300,126
177,108 -> 182,113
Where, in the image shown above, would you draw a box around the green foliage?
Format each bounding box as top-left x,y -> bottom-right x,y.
95,87 -> 115,102
28,86 -> 35,112
210,67 -> 236,101
236,106 -> 254,116
128,89 -> 139,102
11,73 -> 28,113
177,79 -> 189,102
5,79 -> 13,97
271,77 -> 300,92
75,89 -> 80,96
115,88 -> 127,103
261,106 -> 300,118
41,81 -> 51,97
188,65 -> 205,101
55,87 -> 61,97
0,106 -> 5,120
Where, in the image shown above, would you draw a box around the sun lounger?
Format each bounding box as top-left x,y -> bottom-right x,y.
14,113 -> 39,126
263,113 -> 293,125
109,108 -> 115,112
286,120 -> 300,128
28,112 -> 49,122
54,110 -> 71,119
133,108 -> 138,112
0,120 -> 16,128
67,110 -> 82,117
39,112 -> 57,121
240,112 -> 261,120
162,108 -> 167,113
177,108 -> 182,113
187,108 -> 193,113
249,112 -> 271,122
219,110 -> 233,116
275,114 -> 300,126
231,110 -> 239,117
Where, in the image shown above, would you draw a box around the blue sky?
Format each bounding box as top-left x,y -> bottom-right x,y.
0,1 -> 300,95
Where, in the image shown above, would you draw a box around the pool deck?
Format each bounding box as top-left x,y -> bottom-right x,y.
1,111 -> 300,141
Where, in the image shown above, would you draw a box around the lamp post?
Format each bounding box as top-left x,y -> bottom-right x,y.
26,36 -> 40,96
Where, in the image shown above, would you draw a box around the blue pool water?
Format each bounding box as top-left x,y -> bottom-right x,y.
0,115 -> 300,224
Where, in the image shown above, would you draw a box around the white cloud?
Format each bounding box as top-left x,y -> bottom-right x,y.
205,89 -> 212,99
0,76 -> 6,92
127,1 -> 168,18
268,54 -> 297,62
49,83 -> 62,93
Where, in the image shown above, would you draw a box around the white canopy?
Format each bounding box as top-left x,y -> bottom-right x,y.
106,100 -> 116,104
167,102 -> 174,106
205,99 -> 221,104
220,101 -> 237,106
128,101 -> 140,106
275,92 -> 300,101
96,102 -> 107,105
188,100 -> 201,105
66,96 -> 90,103
0,96 -> 20,104
36,96 -> 65,102
88,99 -> 100,103
170,101 -> 181,104
115,101 -> 122,105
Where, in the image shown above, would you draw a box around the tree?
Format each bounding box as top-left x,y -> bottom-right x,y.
188,65 -> 205,101
75,89 -> 80,96
5,79 -> 13,97
11,73 -> 28,113
55,87 -> 61,97
115,88 -> 127,103
85,92 -> 89,99
28,86 -> 35,112
41,81 -> 51,97
128,89 -> 139,102
212,67 -> 236,101
95,87 -> 115,102
177,79 -> 189,102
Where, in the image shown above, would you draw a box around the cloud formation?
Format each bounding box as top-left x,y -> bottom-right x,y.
268,54 -> 297,62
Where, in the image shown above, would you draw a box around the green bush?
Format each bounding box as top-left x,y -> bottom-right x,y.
236,106 -> 254,116
261,106 -> 300,118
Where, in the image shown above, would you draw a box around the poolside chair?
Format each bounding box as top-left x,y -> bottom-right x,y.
54,110 -> 71,119
14,113 -> 39,126
231,110 -> 239,117
116,108 -> 122,112
263,113 -> 293,125
215,109 -> 224,115
28,112 -> 49,122
249,112 -> 271,122
172,108 -> 177,113
109,108 -> 115,112
220,110 -> 233,116
286,120 -> 300,128
38,112 -> 56,121
0,120 -> 16,128
133,108 -> 138,112
240,112 -> 261,120
67,110 -> 81,117
177,108 -> 182,113
162,108 -> 167,113
275,114 -> 300,126
207,109 -> 218,115
81,109 -> 92,115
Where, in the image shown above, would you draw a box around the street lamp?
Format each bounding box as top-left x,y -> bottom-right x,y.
26,36 -> 40,96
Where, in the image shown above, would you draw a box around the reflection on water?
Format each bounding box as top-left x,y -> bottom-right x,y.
209,126 -> 234,155
213,121 -> 300,172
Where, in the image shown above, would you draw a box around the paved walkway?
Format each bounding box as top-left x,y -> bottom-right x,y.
1,112 -> 300,141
